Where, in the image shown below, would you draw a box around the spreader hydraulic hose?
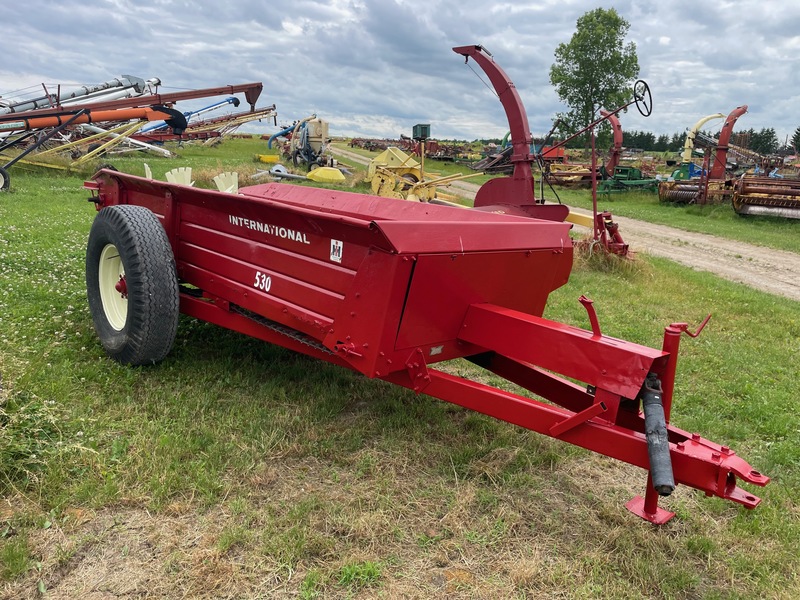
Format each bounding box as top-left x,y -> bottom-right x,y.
640,373 -> 676,496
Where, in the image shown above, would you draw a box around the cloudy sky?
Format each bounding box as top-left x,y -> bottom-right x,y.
1,0 -> 798,145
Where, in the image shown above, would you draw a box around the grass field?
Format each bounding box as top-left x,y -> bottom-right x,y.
1,137 -> 799,598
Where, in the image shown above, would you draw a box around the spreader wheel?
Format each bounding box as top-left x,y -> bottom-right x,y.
86,204 -> 179,365
0,166 -> 9,191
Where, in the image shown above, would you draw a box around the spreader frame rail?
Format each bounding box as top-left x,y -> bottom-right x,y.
176,285 -> 768,523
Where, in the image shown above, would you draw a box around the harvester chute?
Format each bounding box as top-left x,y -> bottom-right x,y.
453,44 -> 652,256
658,105 -> 748,204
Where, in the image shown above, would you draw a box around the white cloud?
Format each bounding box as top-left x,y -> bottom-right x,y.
0,0 -> 797,142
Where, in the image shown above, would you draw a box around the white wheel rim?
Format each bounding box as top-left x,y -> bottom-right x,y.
98,243 -> 127,331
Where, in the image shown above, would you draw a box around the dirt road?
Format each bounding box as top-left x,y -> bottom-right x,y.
332,147 -> 800,302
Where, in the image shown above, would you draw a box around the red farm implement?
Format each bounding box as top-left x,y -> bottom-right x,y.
446,45 -> 649,255
83,46 -> 768,524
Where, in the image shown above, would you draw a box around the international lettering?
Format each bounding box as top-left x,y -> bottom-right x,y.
229,215 -> 311,244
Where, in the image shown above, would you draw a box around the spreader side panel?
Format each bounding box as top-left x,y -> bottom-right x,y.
174,201 -> 363,337
395,247 -> 573,352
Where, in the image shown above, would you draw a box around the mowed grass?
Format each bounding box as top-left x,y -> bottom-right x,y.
0,137 -> 798,598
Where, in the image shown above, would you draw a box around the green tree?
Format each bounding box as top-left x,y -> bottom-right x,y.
623,130 -> 656,151
750,127 -> 779,155
654,134 -> 670,152
549,8 -> 640,145
791,126 -> 800,152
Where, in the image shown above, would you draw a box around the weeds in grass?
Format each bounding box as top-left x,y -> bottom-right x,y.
299,568 -> 323,599
337,560 -> 382,589
217,524 -> 251,554
572,236 -> 653,278
0,536 -> 31,579
0,390 -> 52,485
0,387 -> 86,489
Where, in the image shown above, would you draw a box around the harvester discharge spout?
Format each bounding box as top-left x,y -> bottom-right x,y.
453,44 -> 654,255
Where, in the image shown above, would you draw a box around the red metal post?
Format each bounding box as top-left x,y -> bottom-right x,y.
659,325 -> 683,422
625,475 -> 676,524
591,128 -> 601,243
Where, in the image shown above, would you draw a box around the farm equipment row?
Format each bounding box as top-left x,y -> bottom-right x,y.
658,105 -> 748,205
733,175 -> 800,219
468,108 -> 657,194
83,44 -> 768,524
134,104 -> 277,145
658,105 -> 800,219
544,109 -> 625,186
0,79 -> 269,190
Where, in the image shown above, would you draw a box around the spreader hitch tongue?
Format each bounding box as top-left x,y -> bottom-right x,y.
640,373 -> 676,496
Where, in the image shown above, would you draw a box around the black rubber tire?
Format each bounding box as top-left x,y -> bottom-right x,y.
86,205 -> 179,365
291,149 -> 302,168
0,166 -> 9,191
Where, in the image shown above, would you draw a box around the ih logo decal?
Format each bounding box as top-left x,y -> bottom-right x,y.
330,239 -> 343,263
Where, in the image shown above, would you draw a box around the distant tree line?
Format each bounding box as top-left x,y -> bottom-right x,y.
617,126 -> 790,155
473,125 -> 800,156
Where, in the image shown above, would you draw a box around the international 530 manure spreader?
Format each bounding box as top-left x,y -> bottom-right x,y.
83,45 -> 768,524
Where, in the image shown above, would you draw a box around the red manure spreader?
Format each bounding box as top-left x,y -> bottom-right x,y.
83,46 -> 768,524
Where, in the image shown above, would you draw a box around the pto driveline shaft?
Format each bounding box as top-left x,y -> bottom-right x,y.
640,373 -> 676,496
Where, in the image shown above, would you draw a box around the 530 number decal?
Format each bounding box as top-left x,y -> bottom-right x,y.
253,271 -> 272,292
